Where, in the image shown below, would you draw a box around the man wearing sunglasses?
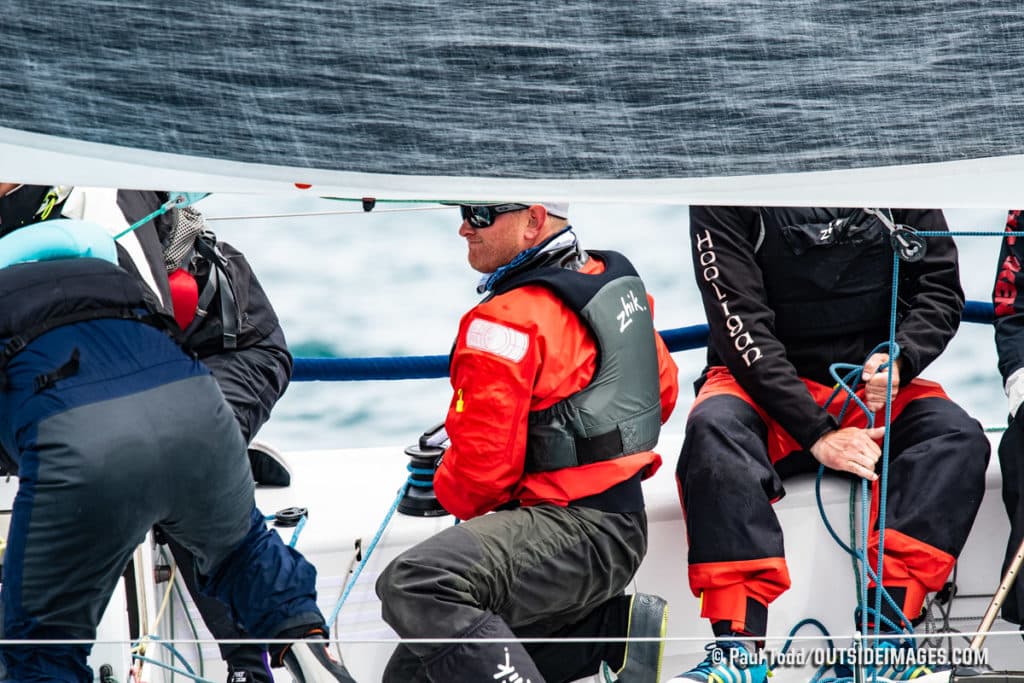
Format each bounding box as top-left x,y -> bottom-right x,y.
376,202 -> 680,683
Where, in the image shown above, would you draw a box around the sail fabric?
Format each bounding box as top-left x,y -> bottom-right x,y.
3,1 -> 1024,182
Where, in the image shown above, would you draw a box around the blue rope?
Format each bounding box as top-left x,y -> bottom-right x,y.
777,618 -> 837,655
916,230 -> 1024,237
288,515 -> 307,548
407,464 -> 439,485
810,224 -> 962,678
803,222 -> 1022,683
873,250 -> 902,643
816,338 -> 913,645
263,513 -> 308,548
132,635 -> 214,683
131,654 -> 215,683
113,192 -> 210,240
774,618 -> 849,683
327,479 -> 412,628
289,301 -> 996,382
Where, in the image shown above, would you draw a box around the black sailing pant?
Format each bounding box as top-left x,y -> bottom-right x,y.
677,391 -> 989,636
997,412 -> 1024,626
375,504 -> 645,683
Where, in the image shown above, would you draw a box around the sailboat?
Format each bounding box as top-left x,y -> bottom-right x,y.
5,2 -> 1024,681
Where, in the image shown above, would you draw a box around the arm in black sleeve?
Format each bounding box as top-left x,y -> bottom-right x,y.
202,325 -> 293,443
190,239 -> 293,442
994,211 -> 1024,397
690,205 -> 837,450
890,209 -> 965,380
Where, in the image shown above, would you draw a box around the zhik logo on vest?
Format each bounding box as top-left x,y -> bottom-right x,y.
617,290 -> 646,333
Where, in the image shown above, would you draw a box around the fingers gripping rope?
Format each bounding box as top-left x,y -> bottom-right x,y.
813,243 -> 913,660
818,342 -> 912,632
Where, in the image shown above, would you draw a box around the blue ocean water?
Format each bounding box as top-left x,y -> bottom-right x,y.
202,195 -> 1010,453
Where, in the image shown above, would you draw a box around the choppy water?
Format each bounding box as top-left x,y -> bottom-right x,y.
202,195 -> 1011,454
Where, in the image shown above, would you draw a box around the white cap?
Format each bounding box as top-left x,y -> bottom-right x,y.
539,203 -> 569,219
445,201 -> 569,219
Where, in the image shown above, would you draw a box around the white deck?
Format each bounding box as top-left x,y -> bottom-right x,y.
3,431 -> 1020,682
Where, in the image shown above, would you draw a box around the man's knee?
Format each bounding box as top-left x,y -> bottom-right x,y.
376,550 -> 464,630
381,644 -> 428,683
927,399 -> 991,476
678,395 -> 767,481
963,420 -> 993,477
376,529 -> 486,640
898,398 -> 990,496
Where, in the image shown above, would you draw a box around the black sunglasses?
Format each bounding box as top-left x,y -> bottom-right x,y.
459,203 -> 529,229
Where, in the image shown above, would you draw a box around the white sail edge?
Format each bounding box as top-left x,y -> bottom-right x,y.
3,126 -> 1024,209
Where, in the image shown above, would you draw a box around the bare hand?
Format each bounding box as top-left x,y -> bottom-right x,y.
809,427 -> 886,481
862,353 -> 901,413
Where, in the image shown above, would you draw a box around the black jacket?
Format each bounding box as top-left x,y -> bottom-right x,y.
690,205 -> 964,450
994,210 -> 1024,395
116,190 -> 293,442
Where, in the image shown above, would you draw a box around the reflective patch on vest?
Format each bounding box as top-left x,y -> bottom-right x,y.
465,319 -> 528,362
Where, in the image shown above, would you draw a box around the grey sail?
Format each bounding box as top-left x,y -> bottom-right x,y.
4,1 -> 1024,179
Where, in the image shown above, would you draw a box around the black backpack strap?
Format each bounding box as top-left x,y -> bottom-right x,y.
33,348 -> 81,393
0,306 -> 182,390
0,307 -> 144,367
192,233 -> 239,349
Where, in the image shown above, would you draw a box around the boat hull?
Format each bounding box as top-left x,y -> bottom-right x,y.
0,431 -> 1014,682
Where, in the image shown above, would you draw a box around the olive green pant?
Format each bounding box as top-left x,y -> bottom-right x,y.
376,504 -> 646,682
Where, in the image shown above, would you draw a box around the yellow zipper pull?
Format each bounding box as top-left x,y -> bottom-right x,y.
39,189 -> 59,220
455,389 -> 465,413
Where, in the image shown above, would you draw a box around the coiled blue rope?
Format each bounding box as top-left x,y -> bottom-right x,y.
816,342 -> 911,642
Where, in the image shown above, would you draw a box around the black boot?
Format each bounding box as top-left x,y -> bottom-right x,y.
248,440 -> 291,487
275,628 -> 357,683
224,646 -> 273,683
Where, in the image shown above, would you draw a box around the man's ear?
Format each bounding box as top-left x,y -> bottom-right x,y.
523,204 -> 549,241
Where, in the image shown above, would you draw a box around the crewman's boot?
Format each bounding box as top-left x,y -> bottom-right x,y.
599,593 -> 669,683
248,440 -> 291,487
276,628 -> 357,683
225,645 -> 274,683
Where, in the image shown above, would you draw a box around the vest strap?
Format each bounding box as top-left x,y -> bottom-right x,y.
34,348 -> 81,393
574,427 -> 624,465
569,470 -> 645,513
193,235 -> 239,349
0,306 -> 175,372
